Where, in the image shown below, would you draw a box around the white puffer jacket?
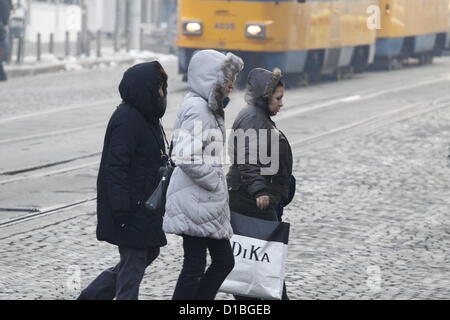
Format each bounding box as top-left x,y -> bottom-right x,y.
163,50 -> 244,240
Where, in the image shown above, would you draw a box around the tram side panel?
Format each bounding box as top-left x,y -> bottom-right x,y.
176,0 -> 377,84
375,0 -> 449,67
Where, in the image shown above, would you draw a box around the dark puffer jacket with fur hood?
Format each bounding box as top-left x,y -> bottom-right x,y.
227,68 -> 293,221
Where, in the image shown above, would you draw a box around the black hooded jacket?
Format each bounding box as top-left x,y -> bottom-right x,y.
96,61 -> 168,249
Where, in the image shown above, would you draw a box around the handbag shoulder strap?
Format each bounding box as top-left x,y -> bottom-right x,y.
159,121 -> 174,165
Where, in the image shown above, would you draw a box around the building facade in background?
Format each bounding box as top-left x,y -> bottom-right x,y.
18,0 -> 177,45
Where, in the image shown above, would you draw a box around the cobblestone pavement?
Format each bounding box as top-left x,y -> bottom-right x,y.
287,106 -> 450,300
1,56 -> 449,121
0,67 -> 125,119
0,56 -> 178,120
0,104 -> 449,300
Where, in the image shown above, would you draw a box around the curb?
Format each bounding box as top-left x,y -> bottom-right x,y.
4,57 -> 137,79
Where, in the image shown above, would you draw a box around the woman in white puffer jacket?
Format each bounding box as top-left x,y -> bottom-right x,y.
163,49 -> 244,300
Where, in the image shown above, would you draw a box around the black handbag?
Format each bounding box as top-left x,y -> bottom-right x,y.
145,124 -> 175,216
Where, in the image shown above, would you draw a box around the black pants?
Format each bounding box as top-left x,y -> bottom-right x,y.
172,235 -> 235,300
0,62 -> 6,81
77,246 -> 160,300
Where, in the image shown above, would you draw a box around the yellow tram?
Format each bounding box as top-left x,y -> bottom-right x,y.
176,0 -> 450,85
177,0 -> 378,85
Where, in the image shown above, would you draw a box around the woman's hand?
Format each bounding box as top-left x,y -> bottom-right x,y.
256,195 -> 270,210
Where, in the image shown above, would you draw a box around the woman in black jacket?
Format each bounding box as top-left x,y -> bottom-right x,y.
227,68 -> 295,300
78,61 -> 169,300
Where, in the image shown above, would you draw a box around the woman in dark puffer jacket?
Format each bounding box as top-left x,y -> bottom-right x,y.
227,67 -> 296,300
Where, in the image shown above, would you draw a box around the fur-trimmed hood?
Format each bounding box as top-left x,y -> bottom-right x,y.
187,50 -> 244,117
245,68 -> 282,111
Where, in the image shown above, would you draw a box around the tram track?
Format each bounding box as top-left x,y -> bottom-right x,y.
0,71 -> 448,137
0,99 -> 117,125
290,97 -> 450,149
0,160 -> 100,185
277,74 -> 450,121
0,152 -> 101,176
0,123 -> 105,145
1,94 -> 449,229
0,197 -> 97,229
1,61 -> 449,228
1,71 -> 448,159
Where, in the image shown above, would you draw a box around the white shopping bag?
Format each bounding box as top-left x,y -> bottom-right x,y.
220,212 -> 290,300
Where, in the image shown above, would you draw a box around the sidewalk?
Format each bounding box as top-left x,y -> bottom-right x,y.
5,52 -> 130,79
4,37 -> 175,79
